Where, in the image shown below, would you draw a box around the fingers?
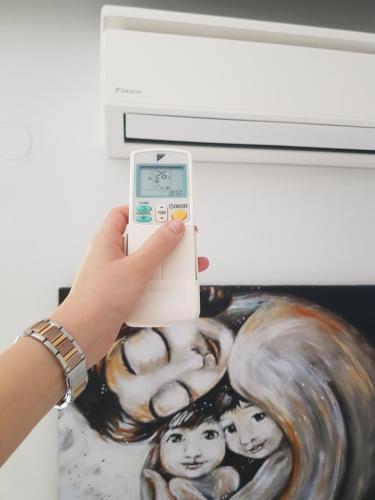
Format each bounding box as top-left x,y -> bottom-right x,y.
100,208 -> 209,274
198,256 -> 209,272
133,220 -> 185,274
99,206 -> 129,238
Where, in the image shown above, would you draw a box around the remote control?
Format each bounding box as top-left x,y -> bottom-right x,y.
125,148 -> 200,326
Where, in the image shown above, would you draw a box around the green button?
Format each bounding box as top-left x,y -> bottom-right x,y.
136,215 -> 152,223
137,204 -> 152,213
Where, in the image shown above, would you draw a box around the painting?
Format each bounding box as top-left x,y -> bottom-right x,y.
58,286 -> 375,500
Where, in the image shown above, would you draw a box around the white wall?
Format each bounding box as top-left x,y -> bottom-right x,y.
1,1 -> 375,499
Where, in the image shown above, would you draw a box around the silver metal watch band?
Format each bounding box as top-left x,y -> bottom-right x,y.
19,319 -> 88,409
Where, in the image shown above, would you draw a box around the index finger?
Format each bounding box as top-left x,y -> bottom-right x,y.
99,206 -> 129,238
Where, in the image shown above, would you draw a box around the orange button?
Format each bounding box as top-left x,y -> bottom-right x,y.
172,209 -> 187,221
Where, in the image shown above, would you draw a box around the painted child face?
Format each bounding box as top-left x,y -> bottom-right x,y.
160,419 -> 226,479
220,402 -> 283,459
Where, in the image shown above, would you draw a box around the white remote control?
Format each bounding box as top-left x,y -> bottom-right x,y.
125,148 -> 200,327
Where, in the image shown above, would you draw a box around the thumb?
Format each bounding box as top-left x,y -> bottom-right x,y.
132,220 -> 185,275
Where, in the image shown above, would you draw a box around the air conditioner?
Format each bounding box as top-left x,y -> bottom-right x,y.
101,6 -> 375,167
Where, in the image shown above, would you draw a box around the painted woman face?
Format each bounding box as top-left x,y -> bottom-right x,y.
220,402 -> 283,459
160,419 -> 226,479
105,319 -> 233,422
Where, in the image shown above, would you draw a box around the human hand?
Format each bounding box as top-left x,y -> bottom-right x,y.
141,469 -> 174,500
169,478 -> 207,500
50,206 -> 209,367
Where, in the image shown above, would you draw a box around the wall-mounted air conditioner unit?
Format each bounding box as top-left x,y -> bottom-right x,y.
101,6 -> 375,167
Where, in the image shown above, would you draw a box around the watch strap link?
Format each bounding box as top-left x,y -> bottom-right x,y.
21,319 -> 88,409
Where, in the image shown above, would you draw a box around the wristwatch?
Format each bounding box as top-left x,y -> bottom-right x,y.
17,319 -> 88,409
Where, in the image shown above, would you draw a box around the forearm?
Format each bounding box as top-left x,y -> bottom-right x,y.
0,337 -> 65,466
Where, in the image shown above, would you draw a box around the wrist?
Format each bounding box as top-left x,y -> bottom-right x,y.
50,304 -> 93,367
50,297 -> 122,368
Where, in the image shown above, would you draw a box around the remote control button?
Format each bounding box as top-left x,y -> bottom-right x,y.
156,204 -> 168,223
137,204 -> 152,213
172,209 -> 187,221
136,215 -> 152,223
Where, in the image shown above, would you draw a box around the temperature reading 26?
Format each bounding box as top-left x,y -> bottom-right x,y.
154,170 -> 168,183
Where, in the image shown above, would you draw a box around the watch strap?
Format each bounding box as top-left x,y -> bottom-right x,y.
18,319 -> 88,409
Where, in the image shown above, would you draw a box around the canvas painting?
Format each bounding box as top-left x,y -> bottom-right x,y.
58,286 -> 375,500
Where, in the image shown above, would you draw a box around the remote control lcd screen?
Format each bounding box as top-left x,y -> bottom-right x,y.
137,164 -> 187,198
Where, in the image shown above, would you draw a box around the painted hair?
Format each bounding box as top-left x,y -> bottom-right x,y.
215,375 -> 250,416
74,324 -> 144,441
228,299 -> 375,500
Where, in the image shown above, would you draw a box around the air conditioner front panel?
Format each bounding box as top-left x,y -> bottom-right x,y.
125,113 -> 375,152
103,29 -> 375,127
